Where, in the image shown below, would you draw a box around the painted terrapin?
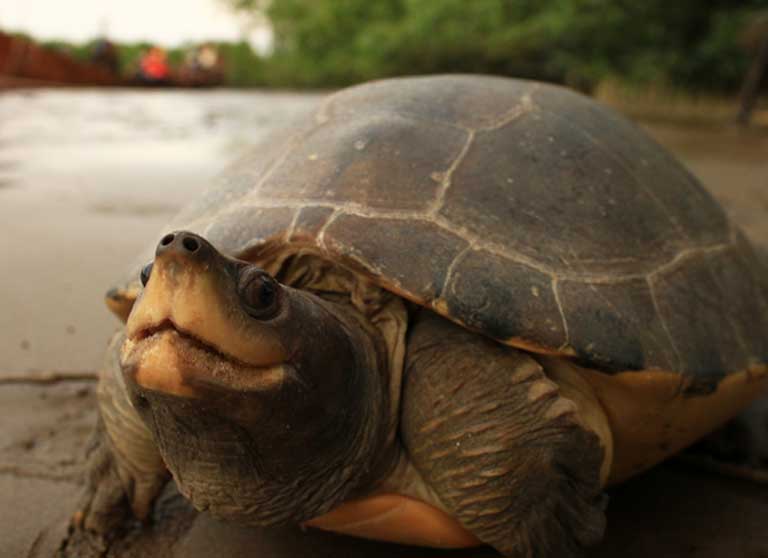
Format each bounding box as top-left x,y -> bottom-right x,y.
78,75 -> 768,557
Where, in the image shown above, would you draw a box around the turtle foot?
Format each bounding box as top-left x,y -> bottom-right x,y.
72,424 -> 136,537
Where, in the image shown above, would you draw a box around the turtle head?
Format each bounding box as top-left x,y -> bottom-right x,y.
121,231 -> 393,525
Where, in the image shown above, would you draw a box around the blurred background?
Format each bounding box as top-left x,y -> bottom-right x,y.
2,0 -> 767,122
0,2 -> 767,557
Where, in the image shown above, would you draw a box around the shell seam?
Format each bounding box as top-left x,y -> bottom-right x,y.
315,208 -> 343,252
477,85 -> 539,132
646,275 -> 684,373
426,129 -> 476,217
437,243 -> 475,301
284,207 -> 302,242
552,278 -> 571,351
203,200 -> 735,284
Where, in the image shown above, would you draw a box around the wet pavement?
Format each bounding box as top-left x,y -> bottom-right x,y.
1,88 -> 767,557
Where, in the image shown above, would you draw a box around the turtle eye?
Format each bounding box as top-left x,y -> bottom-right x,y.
140,263 -> 153,287
238,268 -> 281,320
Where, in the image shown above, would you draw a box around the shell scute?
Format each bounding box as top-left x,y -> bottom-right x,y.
558,278 -> 678,374
204,205 -> 296,256
323,215 -> 468,301
443,248 -> 566,350
651,239 -> 768,389
440,92 -> 728,275
532,85 -> 730,246
259,113 -> 468,212
326,75 -> 534,130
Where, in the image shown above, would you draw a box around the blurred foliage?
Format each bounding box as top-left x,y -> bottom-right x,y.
216,41 -> 267,86
225,0 -> 768,92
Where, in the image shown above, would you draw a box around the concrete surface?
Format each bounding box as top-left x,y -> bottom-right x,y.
1,88 -> 767,557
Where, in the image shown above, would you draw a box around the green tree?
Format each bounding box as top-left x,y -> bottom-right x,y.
225,0 -> 768,91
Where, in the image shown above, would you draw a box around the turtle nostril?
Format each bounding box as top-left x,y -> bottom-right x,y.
161,234 -> 175,246
182,236 -> 200,252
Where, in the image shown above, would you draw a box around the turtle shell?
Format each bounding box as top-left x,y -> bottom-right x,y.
113,75 -> 768,393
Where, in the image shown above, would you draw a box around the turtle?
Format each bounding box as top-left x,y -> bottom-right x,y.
76,75 -> 768,557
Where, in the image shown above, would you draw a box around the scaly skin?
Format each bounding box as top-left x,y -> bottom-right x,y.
402,312 -> 608,557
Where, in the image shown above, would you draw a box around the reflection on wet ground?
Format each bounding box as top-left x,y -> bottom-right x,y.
0,88 -> 321,206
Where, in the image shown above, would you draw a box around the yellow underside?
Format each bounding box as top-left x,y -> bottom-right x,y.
305,494 -> 480,548
584,363 -> 768,484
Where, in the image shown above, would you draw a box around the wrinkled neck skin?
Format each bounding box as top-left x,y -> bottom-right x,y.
126,287 -> 398,526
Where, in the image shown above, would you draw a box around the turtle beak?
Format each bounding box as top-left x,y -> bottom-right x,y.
121,231 -> 289,397
125,231 -> 234,350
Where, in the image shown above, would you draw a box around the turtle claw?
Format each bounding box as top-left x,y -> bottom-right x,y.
73,424 -> 135,537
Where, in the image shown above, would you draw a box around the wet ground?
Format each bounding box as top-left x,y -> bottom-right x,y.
0,88 -> 767,557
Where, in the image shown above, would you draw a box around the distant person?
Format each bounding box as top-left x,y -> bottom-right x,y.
195,44 -> 219,71
138,47 -> 170,85
91,39 -> 119,75
179,43 -> 224,87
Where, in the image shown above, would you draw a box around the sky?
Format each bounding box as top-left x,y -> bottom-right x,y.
0,0 -> 272,50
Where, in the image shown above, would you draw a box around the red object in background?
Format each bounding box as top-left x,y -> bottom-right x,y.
139,48 -> 169,81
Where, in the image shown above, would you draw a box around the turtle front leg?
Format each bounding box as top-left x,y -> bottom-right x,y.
74,331 -> 169,535
401,312 -> 611,557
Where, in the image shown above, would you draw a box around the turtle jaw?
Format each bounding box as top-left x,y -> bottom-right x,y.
121,321 -> 291,398
122,231 -> 290,398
